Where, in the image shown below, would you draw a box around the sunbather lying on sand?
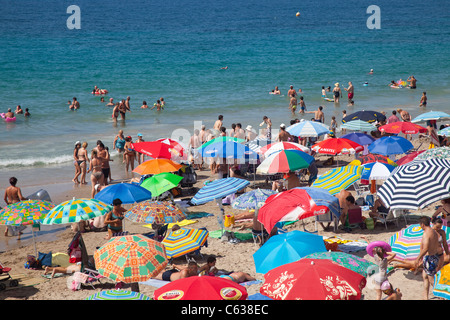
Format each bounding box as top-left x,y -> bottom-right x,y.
219,271 -> 256,283
44,263 -> 81,278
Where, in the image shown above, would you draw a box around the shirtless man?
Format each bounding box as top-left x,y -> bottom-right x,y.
288,85 -> 297,98
4,177 -> 26,205
397,108 -> 412,140
71,97 -> 80,110
106,98 -> 114,106
112,103 -> 120,122
277,124 -> 292,142
5,108 -> 14,118
214,115 -> 223,131
419,92 -> 427,108
407,75 -> 417,89
298,96 -> 306,114
336,190 -> 358,225
15,105 -> 23,114
306,106 -> 324,123
161,261 -> 198,281
415,216 -> 442,300
125,96 -> 131,110
261,116 -> 272,140
344,82 -> 354,105
234,123 -> 246,140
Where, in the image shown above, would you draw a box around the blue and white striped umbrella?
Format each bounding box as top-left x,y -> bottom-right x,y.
286,120 -> 330,137
231,188 -> 276,210
246,137 -> 271,153
377,158 -> 450,210
411,111 -> 450,123
340,119 -> 376,132
191,178 -> 250,205
200,141 -> 258,161
86,289 -> 151,300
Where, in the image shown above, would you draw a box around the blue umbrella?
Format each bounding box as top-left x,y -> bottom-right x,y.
191,178 -> 250,205
200,141 -> 258,161
294,187 -> 341,219
360,162 -> 396,181
368,136 -> 413,156
94,183 -> 152,204
253,230 -> 326,274
286,120 -> 330,137
340,132 -> 375,146
231,188 -> 276,210
411,111 -> 450,123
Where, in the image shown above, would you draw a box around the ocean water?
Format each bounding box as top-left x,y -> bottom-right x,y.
0,0 -> 449,185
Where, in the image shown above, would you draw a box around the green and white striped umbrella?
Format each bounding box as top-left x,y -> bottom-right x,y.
416,146 -> 450,160
340,119 -> 376,132
86,289 -> 151,300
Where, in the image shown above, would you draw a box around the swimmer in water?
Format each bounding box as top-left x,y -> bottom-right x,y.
221,66 -> 228,70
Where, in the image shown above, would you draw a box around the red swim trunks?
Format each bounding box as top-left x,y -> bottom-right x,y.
348,92 -> 354,99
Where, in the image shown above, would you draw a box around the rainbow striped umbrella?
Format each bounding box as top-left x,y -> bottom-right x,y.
125,200 -> 186,225
256,149 -> 314,174
94,234 -> 168,283
86,289 -> 151,300
433,264 -> 450,300
389,224 -> 450,260
42,198 -> 112,225
0,200 -> 55,226
161,228 -> 209,259
311,165 -> 363,195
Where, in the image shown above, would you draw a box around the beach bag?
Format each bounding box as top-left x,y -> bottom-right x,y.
24,255 -> 42,270
69,247 -> 82,263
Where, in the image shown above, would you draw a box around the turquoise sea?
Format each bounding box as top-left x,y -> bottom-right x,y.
0,0 -> 449,185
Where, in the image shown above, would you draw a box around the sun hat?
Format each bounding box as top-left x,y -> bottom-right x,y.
137,133 -> 143,136
280,123 -> 286,129
74,141 -> 81,146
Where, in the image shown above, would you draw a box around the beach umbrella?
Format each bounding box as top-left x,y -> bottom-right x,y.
302,251 -> 377,277
94,183 -> 152,205
433,264 -> 450,300
358,153 -> 397,166
246,137 -> 271,153
259,141 -> 310,156
260,259 -> 366,300
340,132 -> 375,146
438,127 -> 450,136
153,275 -> 248,300
253,230 -> 327,274
286,120 -> 330,137
396,150 -> 426,166
198,136 -> 245,150
42,198 -> 112,225
379,121 -> 427,135
258,187 -> 340,233
161,227 -> 209,259
311,165 -> 363,195
125,200 -> 186,225
256,149 -> 314,174
368,136 -> 413,156
340,119 -> 376,132
389,224 -> 450,261
342,110 -> 386,124
231,188 -> 277,210
94,234 -> 168,283
200,140 -> 257,161
140,172 -> 183,197
311,138 -> 363,155
377,158 -> 450,210
360,162 -> 396,181
133,159 -> 183,175
131,141 -> 172,159
411,111 -> 450,123
86,289 -> 151,300
190,177 -> 250,206
156,138 -> 186,157
416,146 -> 450,160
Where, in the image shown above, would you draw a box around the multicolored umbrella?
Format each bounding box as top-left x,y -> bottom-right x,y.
131,141 -> 172,159
368,136 -> 414,156
42,198 -> 112,225
190,177 -> 250,205
94,234 -> 168,283
258,187 -> 340,233
286,120 -> 330,137
86,290 -> 151,300
231,188 -> 276,210
416,146 -> 450,160
94,183 -> 152,204
161,228 -> 209,259
389,224 -> 450,260
311,165 -> 363,195
411,111 -> 450,123
140,172 -> 183,197
358,154 -> 397,166
153,276 -> 248,300
379,121 -> 427,134
360,162 -> 396,181
340,132 -> 375,146
253,230 -> 327,274
433,264 -> 450,300
311,138 -> 363,155
259,141 -> 310,156
340,119 -> 376,132
256,149 -> 314,174
342,110 -> 386,124
377,158 -> 450,210
260,259 -> 366,300
0,200 -> 54,226
133,159 -> 183,175
198,136 -> 245,150
438,127 -> 450,136
125,200 -> 186,225
302,252 -> 377,277
396,150 -> 426,166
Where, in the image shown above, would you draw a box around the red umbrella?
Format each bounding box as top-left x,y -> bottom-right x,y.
153,276 -> 248,300
131,141 -> 172,159
396,150 -> 426,166
156,138 -> 186,157
260,259 -> 366,300
379,121 -> 427,134
358,153 -> 396,166
311,138 -> 363,155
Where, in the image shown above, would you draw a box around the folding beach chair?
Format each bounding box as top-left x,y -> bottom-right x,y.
378,209 -> 408,229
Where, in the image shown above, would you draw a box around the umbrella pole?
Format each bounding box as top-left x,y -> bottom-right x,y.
215,199 -> 225,237
32,227 -> 37,257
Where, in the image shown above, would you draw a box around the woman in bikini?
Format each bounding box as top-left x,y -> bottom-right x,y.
88,149 -> 104,198
78,142 -> 89,184
124,136 -> 136,172
104,198 -> 126,239
72,142 -> 82,184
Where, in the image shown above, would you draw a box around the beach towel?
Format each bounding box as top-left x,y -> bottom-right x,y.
208,230 -> 253,241
139,278 -> 170,288
186,212 -> 214,219
143,219 -> 198,230
240,280 -> 262,286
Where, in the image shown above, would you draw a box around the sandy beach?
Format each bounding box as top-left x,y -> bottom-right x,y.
0,133 -> 445,301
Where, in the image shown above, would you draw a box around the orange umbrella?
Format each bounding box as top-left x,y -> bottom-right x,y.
133,159 -> 182,175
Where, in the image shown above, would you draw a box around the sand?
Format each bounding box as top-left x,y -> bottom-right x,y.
0,135 -> 444,300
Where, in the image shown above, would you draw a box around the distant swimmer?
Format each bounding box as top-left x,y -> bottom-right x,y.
71,97 -> 80,110
4,108 -> 14,118
106,98 -> 114,106
160,97 -> 166,108
419,91 -> 427,107
24,108 -> 30,117
344,82 -> 354,105
112,103 -> 120,122
289,96 -> 297,115
332,83 -> 342,103
321,86 -> 326,98
141,101 -> 149,109
369,69 -> 374,74
151,100 -> 163,111
288,85 -> 297,98
220,66 -> 228,70
298,96 -> 307,114
407,75 -> 417,89
270,86 -> 281,95
15,105 -> 23,114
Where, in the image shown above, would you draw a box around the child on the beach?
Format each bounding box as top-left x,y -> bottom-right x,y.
420,92 -> 427,107
104,198 -> 126,239
199,256 -> 218,276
